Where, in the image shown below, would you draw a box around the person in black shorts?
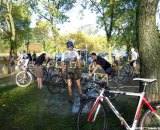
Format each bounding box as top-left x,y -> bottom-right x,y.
88,53 -> 114,77
61,41 -> 83,103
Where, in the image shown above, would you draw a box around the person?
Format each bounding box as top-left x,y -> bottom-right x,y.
130,48 -> 138,75
32,51 -> 37,64
17,50 -> 29,67
88,53 -> 114,77
27,52 -> 32,64
8,51 -> 15,73
34,52 -> 47,89
61,41 -> 83,103
49,53 -> 54,61
113,50 -> 120,72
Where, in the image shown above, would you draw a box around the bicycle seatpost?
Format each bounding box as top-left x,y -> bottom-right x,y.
142,82 -> 148,92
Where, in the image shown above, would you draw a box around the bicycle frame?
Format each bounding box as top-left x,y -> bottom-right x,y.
87,89 -> 160,130
93,73 -> 108,81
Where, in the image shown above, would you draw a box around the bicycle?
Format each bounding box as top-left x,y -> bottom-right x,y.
47,61 -> 83,94
46,61 -> 68,94
82,66 -> 120,99
77,78 -> 160,130
117,60 -> 140,83
15,63 -> 49,87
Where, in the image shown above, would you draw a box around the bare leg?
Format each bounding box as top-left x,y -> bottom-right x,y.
37,78 -> 40,88
67,79 -> 74,103
76,79 -> 82,95
76,79 -> 85,101
106,75 -> 109,86
133,66 -> 137,75
67,79 -> 72,96
39,78 -> 43,89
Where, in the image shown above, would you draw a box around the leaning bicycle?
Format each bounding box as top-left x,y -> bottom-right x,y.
16,63 -> 48,87
47,61 -> 67,94
77,78 -> 160,130
82,66 -> 120,99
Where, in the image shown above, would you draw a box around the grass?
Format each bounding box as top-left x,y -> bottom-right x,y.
0,84 -> 77,130
0,81 -> 138,130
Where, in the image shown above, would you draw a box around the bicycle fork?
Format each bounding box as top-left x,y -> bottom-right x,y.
87,89 -> 105,123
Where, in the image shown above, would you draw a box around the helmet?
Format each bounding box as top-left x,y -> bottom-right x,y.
66,41 -> 74,47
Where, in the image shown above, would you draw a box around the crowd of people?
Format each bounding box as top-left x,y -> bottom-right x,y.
13,41 -> 138,103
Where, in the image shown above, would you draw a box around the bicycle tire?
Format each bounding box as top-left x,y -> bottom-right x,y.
16,71 -> 33,87
139,104 -> 160,130
83,79 -> 120,99
118,64 -> 132,82
108,79 -> 120,91
47,74 -> 66,94
117,67 -> 127,81
105,79 -> 120,99
77,98 -> 108,130
42,69 -> 48,81
82,81 -> 100,98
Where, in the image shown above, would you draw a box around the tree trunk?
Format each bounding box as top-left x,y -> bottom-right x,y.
7,0 -> 16,54
6,0 -> 16,74
138,0 -> 160,102
108,44 -> 113,63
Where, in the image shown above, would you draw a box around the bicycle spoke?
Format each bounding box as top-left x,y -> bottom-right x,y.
77,98 -> 107,130
140,105 -> 160,130
16,71 -> 32,87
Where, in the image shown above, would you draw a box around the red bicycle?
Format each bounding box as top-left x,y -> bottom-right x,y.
77,78 -> 160,130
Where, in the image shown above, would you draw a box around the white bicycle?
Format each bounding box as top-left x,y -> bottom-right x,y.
15,64 -> 48,87
77,78 -> 160,130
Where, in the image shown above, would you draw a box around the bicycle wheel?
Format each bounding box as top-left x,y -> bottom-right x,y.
47,74 -> 66,94
108,79 -> 120,91
106,79 -> 120,99
42,69 -> 48,81
139,104 -> 160,130
117,67 -> 128,81
16,71 -> 32,87
83,81 -> 100,98
77,98 -> 107,130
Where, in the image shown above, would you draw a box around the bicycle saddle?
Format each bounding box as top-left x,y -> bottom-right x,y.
133,78 -> 157,83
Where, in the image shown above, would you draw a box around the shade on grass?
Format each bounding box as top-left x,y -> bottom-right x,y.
0,83 -> 137,130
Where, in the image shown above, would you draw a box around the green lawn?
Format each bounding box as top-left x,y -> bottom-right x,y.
0,82 -> 138,130
0,84 -> 77,130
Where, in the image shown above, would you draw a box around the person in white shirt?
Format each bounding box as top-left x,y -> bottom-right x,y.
17,50 -> 29,67
130,48 -> 138,75
61,41 -> 83,103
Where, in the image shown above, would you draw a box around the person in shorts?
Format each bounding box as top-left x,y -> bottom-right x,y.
17,50 -> 29,67
130,48 -> 138,75
88,53 -> 114,77
34,52 -> 47,89
61,41 -> 83,103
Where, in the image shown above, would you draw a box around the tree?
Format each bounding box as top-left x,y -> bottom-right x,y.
0,0 -> 31,53
81,0 -> 137,62
114,0 -> 137,54
30,0 -> 76,38
138,0 -> 160,102
0,0 -> 16,53
32,21 -> 50,51
69,31 -> 108,53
